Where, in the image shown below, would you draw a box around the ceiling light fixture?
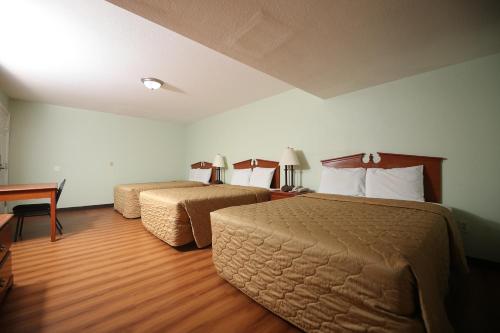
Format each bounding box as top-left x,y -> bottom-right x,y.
141,77 -> 164,90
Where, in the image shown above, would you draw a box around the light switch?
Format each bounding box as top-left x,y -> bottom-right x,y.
54,165 -> 61,172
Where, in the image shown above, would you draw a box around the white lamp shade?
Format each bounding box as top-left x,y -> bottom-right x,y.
279,147 -> 300,166
213,154 -> 225,168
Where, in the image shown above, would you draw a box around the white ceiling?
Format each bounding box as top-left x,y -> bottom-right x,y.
109,0 -> 500,99
0,0 -> 291,122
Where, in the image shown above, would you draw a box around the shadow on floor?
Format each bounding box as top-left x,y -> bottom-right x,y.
0,282 -> 47,332
447,257 -> 500,332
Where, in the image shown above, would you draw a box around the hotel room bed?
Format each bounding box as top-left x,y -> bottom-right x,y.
139,159 -> 280,247
140,184 -> 269,247
210,153 -> 468,333
114,161 -> 213,218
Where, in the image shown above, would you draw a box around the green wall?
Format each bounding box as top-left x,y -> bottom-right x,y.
9,100 -> 186,208
186,53 -> 500,262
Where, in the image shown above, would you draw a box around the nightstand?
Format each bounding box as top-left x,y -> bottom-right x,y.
270,190 -> 304,201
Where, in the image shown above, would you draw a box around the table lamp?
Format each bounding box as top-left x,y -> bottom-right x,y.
212,154 -> 225,184
279,147 -> 299,192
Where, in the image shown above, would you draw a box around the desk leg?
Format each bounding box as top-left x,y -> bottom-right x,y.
50,190 -> 56,242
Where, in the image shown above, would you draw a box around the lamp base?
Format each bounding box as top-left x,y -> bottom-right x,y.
280,185 -> 293,192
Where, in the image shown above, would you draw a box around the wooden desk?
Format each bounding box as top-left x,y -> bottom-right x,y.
0,183 -> 58,242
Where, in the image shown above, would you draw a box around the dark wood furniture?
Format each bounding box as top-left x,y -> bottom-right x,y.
232,159 -> 254,169
321,152 -> 445,203
232,158 -> 281,189
0,214 -> 13,306
270,190 -> 304,201
190,161 -> 216,184
0,184 -> 58,241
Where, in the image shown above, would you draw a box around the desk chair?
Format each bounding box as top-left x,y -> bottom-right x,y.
13,179 -> 66,241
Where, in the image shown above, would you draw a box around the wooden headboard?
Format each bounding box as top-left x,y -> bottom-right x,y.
321,152 -> 445,203
232,159 -> 281,189
190,161 -> 216,184
232,159 -> 253,170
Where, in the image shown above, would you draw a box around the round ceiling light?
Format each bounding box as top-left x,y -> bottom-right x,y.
141,77 -> 164,90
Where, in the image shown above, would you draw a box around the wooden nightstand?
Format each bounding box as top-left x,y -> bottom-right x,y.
270,190 -> 305,201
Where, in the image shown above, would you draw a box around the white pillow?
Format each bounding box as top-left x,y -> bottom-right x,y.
230,168 -> 252,186
189,168 -> 199,181
318,167 -> 366,196
365,165 -> 424,202
249,167 -> 275,189
197,168 -> 212,184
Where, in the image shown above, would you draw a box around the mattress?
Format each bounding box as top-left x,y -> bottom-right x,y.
114,181 -> 204,218
139,184 -> 270,248
211,193 -> 468,333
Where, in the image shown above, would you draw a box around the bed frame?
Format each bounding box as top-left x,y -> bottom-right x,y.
190,161 -> 216,184
321,152 -> 445,203
232,159 -> 280,189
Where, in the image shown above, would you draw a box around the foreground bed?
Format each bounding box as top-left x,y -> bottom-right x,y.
211,194 -> 467,333
211,153 -> 468,333
114,162 -> 213,218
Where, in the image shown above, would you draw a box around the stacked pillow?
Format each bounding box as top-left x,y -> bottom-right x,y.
188,168 -> 212,184
318,165 -> 424,202
230,167 -> 276,189
318,167 -> 366,197
230,168 -> 252,186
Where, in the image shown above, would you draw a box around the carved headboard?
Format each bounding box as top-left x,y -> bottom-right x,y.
232,159 -> 281,189
321,152 -> 445,203
190,161 -> 216,184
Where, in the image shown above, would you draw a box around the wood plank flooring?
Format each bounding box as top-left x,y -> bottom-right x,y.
0,208 -> 300,333
1,207 -> 499,332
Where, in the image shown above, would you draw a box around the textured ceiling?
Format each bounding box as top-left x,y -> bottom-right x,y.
107,0 -> 500,98
0,0 -> 291,122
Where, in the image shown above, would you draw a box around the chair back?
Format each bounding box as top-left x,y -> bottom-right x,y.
56,179 -> 66,203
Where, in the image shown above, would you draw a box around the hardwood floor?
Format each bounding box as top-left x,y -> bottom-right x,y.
0,208 -> 300,333
0,207 -> 498,332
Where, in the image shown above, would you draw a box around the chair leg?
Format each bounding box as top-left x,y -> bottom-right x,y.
14,216 -> 21,242
56,217 -> 63,230
19,216 -> 24,240
56,222 -> 62,235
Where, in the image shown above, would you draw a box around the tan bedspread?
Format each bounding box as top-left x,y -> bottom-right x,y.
140,184 -> 270,247
211,193 -> 467,333
114,181 -> 204,218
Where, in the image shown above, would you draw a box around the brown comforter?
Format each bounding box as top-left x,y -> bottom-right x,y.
139,184 -> 270,247
114,180 -> 204,218
211,193 -> 468,333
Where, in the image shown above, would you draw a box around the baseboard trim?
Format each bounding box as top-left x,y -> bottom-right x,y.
58,203 -> 114,211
